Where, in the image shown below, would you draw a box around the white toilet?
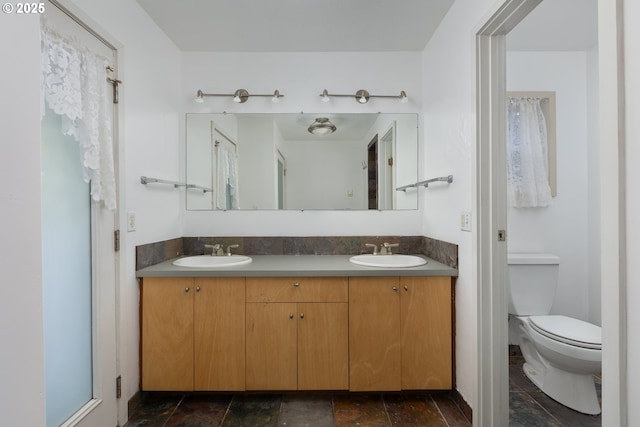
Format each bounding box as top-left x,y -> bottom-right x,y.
508,253 -> 602,415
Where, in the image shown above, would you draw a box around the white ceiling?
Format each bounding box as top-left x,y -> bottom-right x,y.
137,0 -> 597,53
136,0 -> 454,52
507,0 -> 598,51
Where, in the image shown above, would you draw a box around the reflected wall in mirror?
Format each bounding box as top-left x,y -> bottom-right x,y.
186,113 -> 418,210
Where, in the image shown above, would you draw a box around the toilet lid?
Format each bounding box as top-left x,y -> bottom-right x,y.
529,315 -> 602,350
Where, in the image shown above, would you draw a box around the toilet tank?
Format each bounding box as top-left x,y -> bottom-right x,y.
507,253 -> 560,315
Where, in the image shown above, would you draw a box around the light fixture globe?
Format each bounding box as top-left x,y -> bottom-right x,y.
233,89 -> 249,103
308,117 -> 337,136
195,89 -> 205,103
355,89 -> 370,104
321,89 -> 330,102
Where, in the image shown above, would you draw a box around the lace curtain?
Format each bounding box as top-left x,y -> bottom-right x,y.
507,97 -> 552,208
214,142 -> 239,210
41,23 -> 117,210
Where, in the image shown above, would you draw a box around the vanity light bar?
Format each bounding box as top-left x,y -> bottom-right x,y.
195,89 -> 284,104
320,89 -> 408,104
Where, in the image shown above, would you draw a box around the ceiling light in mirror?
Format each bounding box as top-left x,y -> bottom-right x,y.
308,117 -> 337,136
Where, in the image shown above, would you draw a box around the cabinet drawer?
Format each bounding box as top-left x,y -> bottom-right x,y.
246,277 -> 348,302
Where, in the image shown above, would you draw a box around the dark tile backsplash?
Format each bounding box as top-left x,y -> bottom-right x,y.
136,235 -> 458,271
135,237 -> 183,270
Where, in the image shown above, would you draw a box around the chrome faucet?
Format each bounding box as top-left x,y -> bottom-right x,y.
380,242 -> 400,255
226,244 -> 240,256
364,243 -> 378,255
204,244 -> 224,256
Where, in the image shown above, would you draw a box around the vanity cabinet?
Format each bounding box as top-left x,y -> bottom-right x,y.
349,276 -> 452,391
141,277 -> 245,391
140,273 -> 453,392
245,277 -> 349,390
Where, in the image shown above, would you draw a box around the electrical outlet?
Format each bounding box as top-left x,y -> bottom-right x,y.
461,211 -> 472,232
127,212 -> 136,232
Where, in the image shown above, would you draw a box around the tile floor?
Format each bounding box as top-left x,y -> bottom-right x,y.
124,391 -> 471,427
125,358 -> 601,427
509,348 -> 601,427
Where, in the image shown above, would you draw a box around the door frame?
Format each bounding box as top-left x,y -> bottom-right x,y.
475,0 -> 627,425
277,150 -> 286,209
379,121 -> 396,210
46,0 -> 124,425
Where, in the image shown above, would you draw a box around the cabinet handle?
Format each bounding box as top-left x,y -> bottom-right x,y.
392,286 -> 398,292
185,287 -> 190,293
289,313 -> 294,319
300,313 -> 304,319
196,286 -> 201,292
404,285 -> 409,291
293,282 -> 300,287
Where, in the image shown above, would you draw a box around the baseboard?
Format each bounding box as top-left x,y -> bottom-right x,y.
452,388 -> 473,423
127,390 -> 142,420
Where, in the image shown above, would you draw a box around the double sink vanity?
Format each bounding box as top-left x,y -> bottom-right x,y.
136,249 -> 457,393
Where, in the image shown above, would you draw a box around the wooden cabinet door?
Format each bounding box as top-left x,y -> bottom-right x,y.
141,278 -> 194,391
348,277 -> 401,391
194,277 -> 245,391
246,302 -> 297,390
297,302 -> 349,390
400,276 -> 452,389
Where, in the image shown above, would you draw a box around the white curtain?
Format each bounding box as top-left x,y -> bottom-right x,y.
41,23 -> 117,210
507,97 -> 552,208
214,142 -> 239,210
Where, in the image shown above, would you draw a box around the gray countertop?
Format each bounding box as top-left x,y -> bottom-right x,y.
136,254 -> 458,278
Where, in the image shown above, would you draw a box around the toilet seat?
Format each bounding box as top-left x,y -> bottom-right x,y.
529,315 -> 601,350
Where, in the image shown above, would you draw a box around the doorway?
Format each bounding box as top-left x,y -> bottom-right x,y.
41,1 -> 119,426
367,135 -> 378,209
475,0 -> 625,425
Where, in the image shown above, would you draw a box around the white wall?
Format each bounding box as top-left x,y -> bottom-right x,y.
0,14 -> 46,427
624,0 -> 640,424
281,137 -> 364,210
181,52 -> 424,236
506,51 -> 597,324
238,116 -> 277,209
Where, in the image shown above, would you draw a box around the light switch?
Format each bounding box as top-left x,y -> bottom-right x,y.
127,212 -> 136,232
461,211 -> 472,232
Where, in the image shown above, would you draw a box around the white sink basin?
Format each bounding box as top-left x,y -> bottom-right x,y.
349,254 -> 427,268
172,255 -> 252,268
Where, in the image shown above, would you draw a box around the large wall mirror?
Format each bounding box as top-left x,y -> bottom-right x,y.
186,113 -> 418,210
